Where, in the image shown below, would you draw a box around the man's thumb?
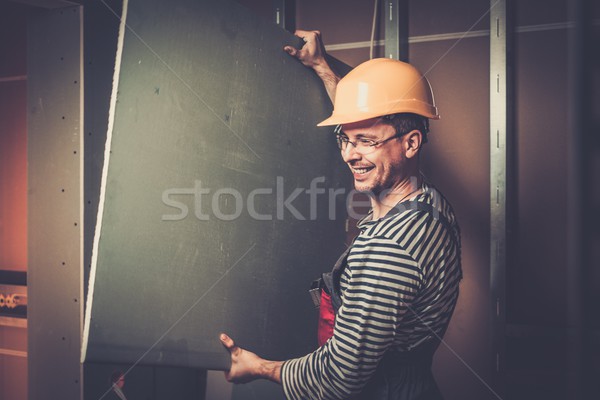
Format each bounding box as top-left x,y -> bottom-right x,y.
284,46 -> 297,56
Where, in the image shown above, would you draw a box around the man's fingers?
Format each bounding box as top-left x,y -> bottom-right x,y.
220,334 -> 237,381
220,333 -> 237,351
294,29 -> 310,37
293,29 -> 320,43
284,46 -> 297,56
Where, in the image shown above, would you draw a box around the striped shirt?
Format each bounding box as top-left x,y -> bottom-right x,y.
281,182 -> 462,399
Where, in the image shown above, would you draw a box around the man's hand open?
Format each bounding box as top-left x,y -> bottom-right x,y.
220,333 -> 282,384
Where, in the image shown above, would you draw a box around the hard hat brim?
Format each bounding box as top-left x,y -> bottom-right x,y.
317,107 -> 440,127
317,112 -> 385,127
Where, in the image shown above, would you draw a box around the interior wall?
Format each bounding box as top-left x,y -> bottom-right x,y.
510,0 -> 569,329
297,0 -> 384,66
506,1 -> 571,398
0,3 -> 30,400
84,362 -> 206,400
27,5 -> 85,399
582,0 -> 600,394
0,3 -> 28,272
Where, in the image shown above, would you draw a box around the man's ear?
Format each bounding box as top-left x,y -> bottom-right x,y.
404,130 -> 423,159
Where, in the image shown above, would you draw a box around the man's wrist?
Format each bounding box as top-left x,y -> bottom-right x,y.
260,360 -> 283,384
313,62 -> 338,80
313,63 -> 340,103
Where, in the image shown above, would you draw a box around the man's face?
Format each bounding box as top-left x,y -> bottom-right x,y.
116,376 -> 125,389
339,118 -> 408,195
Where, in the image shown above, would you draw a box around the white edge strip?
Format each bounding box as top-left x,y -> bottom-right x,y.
0,348 -> 27,358
78,3 -> 85,358
325,21 -> 582,52
81,0 -> 129,363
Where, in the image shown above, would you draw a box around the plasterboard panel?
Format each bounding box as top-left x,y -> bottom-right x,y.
82,0 -> 349,370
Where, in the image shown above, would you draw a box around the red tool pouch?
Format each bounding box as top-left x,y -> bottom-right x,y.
317,288 -> 335,347
310,245 -> 352,347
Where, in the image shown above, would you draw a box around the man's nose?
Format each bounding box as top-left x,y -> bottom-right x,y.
341,143 -> 361,163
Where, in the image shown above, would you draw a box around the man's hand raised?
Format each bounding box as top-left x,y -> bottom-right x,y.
284,30 -> 340,103
284,30 -> 327,69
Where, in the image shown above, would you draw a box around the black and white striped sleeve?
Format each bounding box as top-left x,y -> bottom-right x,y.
281,235 -> 423,400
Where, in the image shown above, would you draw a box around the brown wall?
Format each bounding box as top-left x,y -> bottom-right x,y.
0,2 -> 29,400
0,4 -> 28,272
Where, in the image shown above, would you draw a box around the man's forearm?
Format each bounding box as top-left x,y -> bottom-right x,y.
314,64 -> 340,104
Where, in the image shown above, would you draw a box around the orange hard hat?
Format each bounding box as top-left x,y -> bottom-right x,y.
317,58 -> 439,126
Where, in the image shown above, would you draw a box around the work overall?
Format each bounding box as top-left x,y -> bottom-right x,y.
312,201 -> 448,400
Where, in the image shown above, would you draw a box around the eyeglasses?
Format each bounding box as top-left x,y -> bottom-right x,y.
335,132 -> 404,155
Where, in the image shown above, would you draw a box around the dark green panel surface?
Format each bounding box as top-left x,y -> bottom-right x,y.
82,0 -> 349,370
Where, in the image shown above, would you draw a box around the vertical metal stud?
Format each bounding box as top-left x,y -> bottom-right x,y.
490,0 -> 511,395
383,0 -> 408,61
27,5 -> 84,400
273,0 -> 295,33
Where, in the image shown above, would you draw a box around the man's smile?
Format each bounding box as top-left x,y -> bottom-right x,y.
349,163 -> 375,179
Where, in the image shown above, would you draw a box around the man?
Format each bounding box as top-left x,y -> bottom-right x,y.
107,371 -> 128,400
220,30 -> 462,400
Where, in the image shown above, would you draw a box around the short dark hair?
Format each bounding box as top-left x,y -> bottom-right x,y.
381,113 -> 430,144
